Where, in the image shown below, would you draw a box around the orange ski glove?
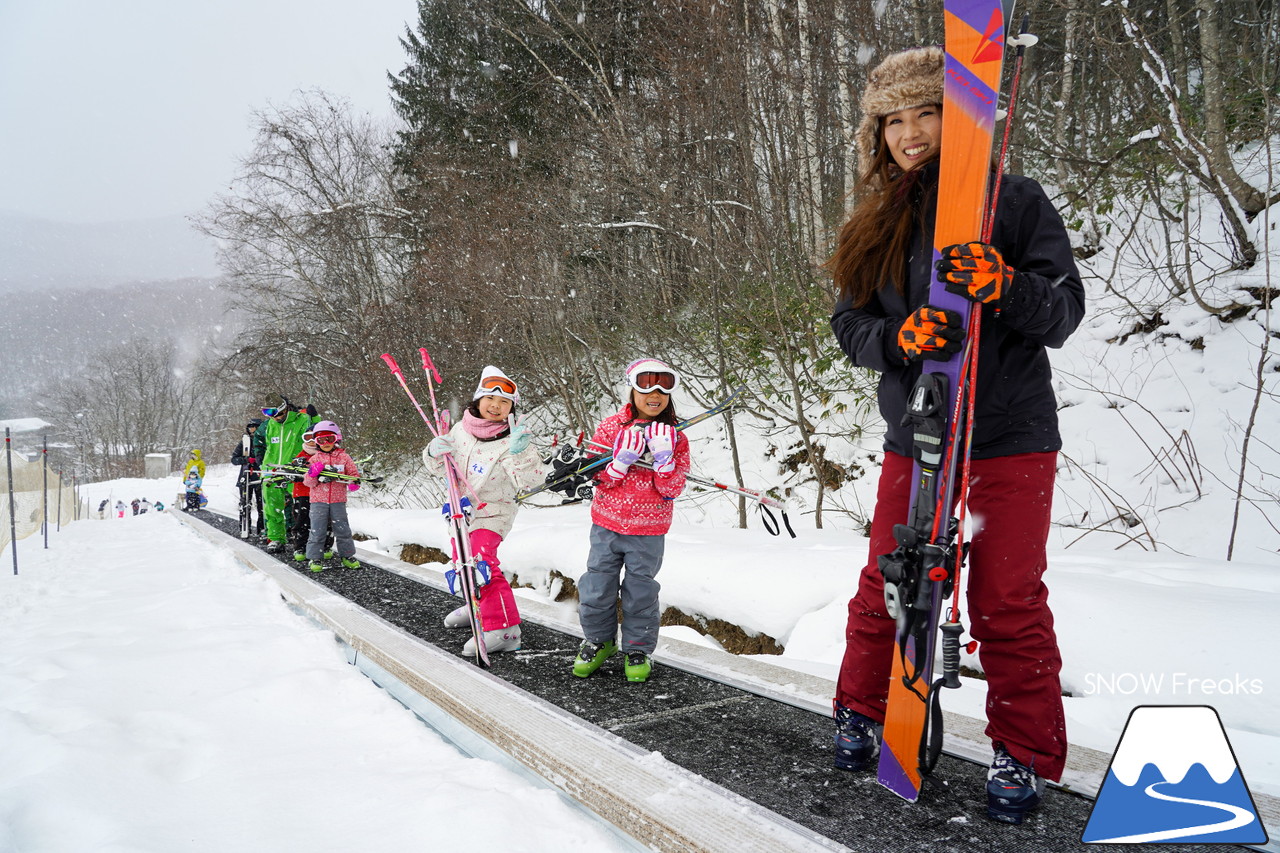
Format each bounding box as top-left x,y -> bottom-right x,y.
896,305 -> 964,364
936,242 -> 1014,304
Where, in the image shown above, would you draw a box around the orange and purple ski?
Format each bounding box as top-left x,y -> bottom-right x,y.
875,0 -> 1009,803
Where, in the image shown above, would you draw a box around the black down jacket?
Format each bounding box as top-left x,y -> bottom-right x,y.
831,165 -> 1086,460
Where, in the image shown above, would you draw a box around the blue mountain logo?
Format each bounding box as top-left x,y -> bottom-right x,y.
1083,705 -> 1268,844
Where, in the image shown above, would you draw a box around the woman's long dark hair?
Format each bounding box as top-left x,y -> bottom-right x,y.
625,391 -> 679,427
826,117 -> 940,307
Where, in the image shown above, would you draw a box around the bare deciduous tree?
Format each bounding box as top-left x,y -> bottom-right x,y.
37,339 -> 242,482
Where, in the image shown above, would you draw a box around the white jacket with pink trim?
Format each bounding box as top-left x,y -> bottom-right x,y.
589,403 -> 689,536
421,423 -> 544,539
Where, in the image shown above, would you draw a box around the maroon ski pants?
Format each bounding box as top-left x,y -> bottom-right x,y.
835,450 -> 1067,781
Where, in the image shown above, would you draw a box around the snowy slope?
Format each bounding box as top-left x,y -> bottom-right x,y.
0,509 -> 630,853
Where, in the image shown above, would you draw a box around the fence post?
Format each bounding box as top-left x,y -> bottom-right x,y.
57,469 -> 64,532
5,428 -> 16,576
43,436 -> 49,549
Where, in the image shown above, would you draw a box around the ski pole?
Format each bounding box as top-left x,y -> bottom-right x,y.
380,353 -> 441,437
381,350 -> 485,510
982,13 -> 1037,241
582,437 -> 795,536
382,350 -> 489,665
416,348 -> 488,507
683,473 -> 794,537
582,436 -> 786,511
420,349 -> 491,667
950,10 -> 1038,673
417,348 -> 446,432
940,12 -> 1040,644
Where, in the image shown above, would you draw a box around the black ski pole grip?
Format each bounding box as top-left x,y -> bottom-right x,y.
781,509 -> 796,539
939,621 -> 964,689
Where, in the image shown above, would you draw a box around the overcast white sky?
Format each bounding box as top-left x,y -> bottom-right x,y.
0,0 -> 417,224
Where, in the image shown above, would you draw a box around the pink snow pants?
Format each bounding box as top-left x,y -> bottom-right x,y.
835,450 -> 1067,782
457,528 -> 521,631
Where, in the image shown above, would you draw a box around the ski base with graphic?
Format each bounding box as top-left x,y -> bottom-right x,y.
876,0 -> 1008,803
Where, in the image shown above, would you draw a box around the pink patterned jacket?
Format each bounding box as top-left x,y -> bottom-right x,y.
590,403 -> 690,536
301,446 -> 359,504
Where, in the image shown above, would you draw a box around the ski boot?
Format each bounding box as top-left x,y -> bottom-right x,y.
265,540 -> 284,554
341,557 -> 360,569
986,743 -> 1045,825
572,640 -> 617,678
462,625 -> 521,657
833,702 -> 880,771
292,550 -> 306,562
624,652 -> 652,683
443,605 -> 470,628
308,561 -> 326,573
323,550 -> 334,560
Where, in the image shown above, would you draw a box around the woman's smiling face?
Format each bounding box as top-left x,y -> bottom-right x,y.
883,104 -> 941,172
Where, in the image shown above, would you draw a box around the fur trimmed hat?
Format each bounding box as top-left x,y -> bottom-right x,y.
855,47 -> 945,182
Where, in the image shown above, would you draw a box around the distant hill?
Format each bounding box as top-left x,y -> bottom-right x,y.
0,211 -> 221,289
0,278 -> 244,413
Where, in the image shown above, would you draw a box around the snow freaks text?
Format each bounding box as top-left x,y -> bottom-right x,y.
1083,673 -> 1264,696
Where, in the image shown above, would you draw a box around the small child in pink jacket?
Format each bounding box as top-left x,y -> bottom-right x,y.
300,420 -> 361,572
572,358 -> 690,684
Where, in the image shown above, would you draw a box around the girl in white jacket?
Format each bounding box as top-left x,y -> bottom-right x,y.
423,366 -> 545,656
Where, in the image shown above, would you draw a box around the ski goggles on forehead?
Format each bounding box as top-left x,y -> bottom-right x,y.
630,371 -> 678,394
478,376 -> 517,396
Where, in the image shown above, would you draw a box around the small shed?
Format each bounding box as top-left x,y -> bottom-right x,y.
144,453 -> 172,479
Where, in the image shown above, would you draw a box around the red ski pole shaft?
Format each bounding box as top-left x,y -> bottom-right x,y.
413,347 -> 487,507
950,16 -> 1034,623
982,13 -> 1034,242
417,348 -> 446,431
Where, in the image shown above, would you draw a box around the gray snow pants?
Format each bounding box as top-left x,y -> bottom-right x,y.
578,524 -> 665,655
307,501 -> 356,561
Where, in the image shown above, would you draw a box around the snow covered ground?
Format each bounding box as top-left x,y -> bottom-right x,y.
0,506 -> 630,853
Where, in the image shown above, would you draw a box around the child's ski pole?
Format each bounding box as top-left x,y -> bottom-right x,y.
380,351 -> 490,667
583,437 -> 796,537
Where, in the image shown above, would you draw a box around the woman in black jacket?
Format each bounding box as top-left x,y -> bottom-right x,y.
827,47 -> 1085,824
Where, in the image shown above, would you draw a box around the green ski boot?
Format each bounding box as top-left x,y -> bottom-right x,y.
308,561 -> 326,573
341,557 -> 360,569
624,652 -> 652,683
572,640 -> 617,678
